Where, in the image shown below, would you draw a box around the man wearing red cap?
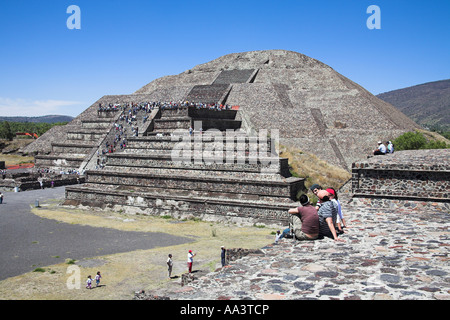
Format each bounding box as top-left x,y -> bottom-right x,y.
316,190 -> 345,242
326,188 -> 347,233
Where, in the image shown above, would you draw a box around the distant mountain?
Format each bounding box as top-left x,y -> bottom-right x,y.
377,79 -> 450,130
0,115 -> 74,124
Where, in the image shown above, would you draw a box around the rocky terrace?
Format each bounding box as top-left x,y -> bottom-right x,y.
141,201 -> 450,300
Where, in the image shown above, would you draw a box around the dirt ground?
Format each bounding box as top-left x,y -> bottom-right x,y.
0,203 -> 275,300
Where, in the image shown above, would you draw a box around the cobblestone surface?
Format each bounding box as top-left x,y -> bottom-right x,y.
146,203 -> 450,300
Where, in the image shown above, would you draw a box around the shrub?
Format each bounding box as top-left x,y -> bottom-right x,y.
393,131 -> 427,151
425,140 -> 448,149
393,131 -> 449,151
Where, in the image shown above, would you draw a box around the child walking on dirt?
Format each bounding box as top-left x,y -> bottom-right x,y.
95,271 -> 102,287
86,275 -> 93,289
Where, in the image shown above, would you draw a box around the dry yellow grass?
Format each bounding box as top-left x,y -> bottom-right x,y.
417,129 -> 450,144
0,154 -> 34,167
279,144 -> 351,193
0,204 -> 275,300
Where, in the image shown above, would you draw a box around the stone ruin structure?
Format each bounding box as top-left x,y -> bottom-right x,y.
62,100 -> 304,225
351,148 -> 449,212
20,49 -> 446,224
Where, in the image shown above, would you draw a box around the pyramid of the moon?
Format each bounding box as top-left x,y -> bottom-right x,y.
134,50 -> 420,170
25,50 -> 421,225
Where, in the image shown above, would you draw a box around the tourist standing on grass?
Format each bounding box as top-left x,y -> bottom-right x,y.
221,246 -> 227,267
167,254 -> 173,278
187,250 -> 196,273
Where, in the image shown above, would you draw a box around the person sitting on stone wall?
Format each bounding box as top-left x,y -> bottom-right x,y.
309,183 -> 323,210
387,141 -> 394,154
317,190 -> 345,242
282,194 -> 319,241
373,141 -> 387,155
326,188 -> 347,233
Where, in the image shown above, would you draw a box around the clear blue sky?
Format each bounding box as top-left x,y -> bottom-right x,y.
0,0 -> 449,117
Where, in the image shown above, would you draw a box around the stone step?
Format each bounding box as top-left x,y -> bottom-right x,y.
81,119 -> 115,129
153,118 -> 191,130
64,184 -> 296,225
68,182 -> 295,204
105,153 -> 288,176
124,135 -> 273,152
104,166 -> 284,181
67,129 -> 107,141
212,69 -> 256,84
84,169 -> 303,201
185,84 -> 231,105
188,107 -> 238,120
155,117 -> 191,122
149,128 -> 188,133
35,154 -> 85,168
51,142 -> 96,154
190,118 -> 242,131
159,108 -> 189,118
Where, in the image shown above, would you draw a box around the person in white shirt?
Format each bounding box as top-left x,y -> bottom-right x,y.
95,271 -> 102,287
373,141 -> 387,155
86,275 -> 93,289
187,250 -> 196,273
167,254 -> 173,279
387,141 -> 394,154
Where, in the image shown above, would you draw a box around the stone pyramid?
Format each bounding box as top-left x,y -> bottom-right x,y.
134,50 -> 420,170
26,50 -> 421,224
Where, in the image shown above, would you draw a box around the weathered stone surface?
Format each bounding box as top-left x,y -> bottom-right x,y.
135,50 -> 420,170
145,203 -> 450,300
352,149 -> 449,204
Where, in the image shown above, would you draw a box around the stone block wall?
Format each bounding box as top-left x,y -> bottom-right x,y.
83,170 -> 303,201
64,186 -> 295,226
212,69 -> 256,84
105,154 -> 288,178
351,149 -> 449,205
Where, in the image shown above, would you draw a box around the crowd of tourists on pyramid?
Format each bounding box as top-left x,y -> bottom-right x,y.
276,184 -> 348,243
95,100 -> 239,169
97,100 -> 236,115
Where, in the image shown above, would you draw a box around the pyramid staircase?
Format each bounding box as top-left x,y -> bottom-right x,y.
64,102 -> 304,225
34,111 -> 121,172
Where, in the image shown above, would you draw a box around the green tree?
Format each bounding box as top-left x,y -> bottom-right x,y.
0,121 -> 15,141
393,131 -> 427,151
393,130 -> 449,151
